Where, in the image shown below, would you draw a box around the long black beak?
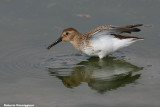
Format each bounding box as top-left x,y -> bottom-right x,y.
47,37 -> 62,50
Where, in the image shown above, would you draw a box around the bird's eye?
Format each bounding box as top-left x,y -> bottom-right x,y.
65,32 -> 69,35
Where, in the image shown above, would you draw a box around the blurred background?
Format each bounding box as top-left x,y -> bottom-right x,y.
0,0 -> 160,107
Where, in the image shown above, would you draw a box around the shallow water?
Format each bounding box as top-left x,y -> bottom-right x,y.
0,0 -> 160,107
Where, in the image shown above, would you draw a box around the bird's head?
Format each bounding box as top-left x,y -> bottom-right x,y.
47,28 -> 79,50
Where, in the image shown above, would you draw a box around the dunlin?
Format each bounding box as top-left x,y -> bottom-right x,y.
47,24 -> 144,59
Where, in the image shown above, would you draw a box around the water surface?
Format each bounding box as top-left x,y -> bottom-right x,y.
0,0 -> 160,107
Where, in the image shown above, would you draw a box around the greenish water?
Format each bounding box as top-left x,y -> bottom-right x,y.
0,0 -> 160,107
48,57 -> 143,93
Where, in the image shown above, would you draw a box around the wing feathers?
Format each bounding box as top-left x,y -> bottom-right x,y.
112,34 -> 144,41
111,24 -> 143,34
88,24 -> 143,39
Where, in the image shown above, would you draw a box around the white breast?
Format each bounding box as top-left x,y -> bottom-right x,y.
81,34 -> 136,58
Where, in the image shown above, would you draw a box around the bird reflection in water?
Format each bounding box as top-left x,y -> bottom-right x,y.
48,56 -> 143,93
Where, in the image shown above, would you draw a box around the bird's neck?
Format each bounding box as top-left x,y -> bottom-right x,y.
70,33 -> 83,50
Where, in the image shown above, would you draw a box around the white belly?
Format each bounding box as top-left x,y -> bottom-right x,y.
81,35 -> 135,58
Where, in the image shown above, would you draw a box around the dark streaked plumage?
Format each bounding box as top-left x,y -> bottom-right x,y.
47,24 -> 144,58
